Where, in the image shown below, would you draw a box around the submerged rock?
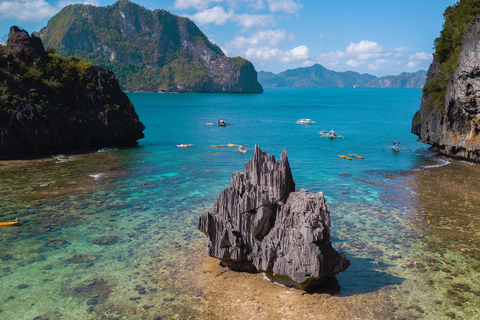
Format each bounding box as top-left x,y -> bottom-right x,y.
198,145 -> 349,290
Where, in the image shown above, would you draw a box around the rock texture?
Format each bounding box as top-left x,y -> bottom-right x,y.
0,26 -> 145,159
412,17 -> 480,161
198,146 -> 349,290
37,0 -> 263,94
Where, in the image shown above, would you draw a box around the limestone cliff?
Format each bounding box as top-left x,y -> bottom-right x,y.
412,6 -> 480,161
37,0 -> 263,94
0,26 -> 145,159
198,146 -> 349,290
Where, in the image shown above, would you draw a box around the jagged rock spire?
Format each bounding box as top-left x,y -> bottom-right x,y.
198,146 -> 349,290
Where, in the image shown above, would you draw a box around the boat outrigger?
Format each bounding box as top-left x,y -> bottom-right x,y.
237,146 -> 248,153
0,217 -> 20,226
381,141 -> 411,152
296,118 -> 316,124
320,129 -> 343,139
206,120 -> 233,127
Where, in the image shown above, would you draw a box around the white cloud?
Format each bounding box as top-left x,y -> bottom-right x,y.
407,52 -> 432,68
266,0 -> 302,14
234,12 -> 275,28
280,45 -> 309,63
173,0 -> 223,10
227,29 -> 294,49
345,60 -> 364,68
367,59 -> 395,71
0,0 -> 97,21
409,52 -> 431,61
189,6 -> 274,28
313,40 -> 398,71
244,45 -> 309,63
0,0 -> 57,21
245,46 -> 282,60
345,40 -> 391,60
189,6 -> 233,25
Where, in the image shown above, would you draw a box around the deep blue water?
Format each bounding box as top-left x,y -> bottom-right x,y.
1,88 -> 479,319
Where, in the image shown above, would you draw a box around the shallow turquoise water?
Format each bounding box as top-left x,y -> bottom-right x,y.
1,88 -> 479,319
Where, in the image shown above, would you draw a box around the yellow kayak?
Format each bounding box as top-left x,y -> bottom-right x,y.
345,157 -> 352,160
227,143 -> 248,147
338,155 -> 346,159
0,221 -> 20,226
348,154 -> 354,157
353,154 -> 364,159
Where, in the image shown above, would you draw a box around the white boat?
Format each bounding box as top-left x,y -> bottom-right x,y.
296,118 -> 316,124
320,129 -> 343,139
381,141 -> 411,152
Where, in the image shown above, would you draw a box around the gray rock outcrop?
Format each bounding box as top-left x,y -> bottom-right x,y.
0,26 -> 145,159
412,16 -> 480,161
198,146 -> 349,290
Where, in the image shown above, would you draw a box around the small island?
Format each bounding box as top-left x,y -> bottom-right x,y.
0,26 -> 145,159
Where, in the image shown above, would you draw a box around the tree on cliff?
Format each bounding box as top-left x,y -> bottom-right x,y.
423,0 -> 480,111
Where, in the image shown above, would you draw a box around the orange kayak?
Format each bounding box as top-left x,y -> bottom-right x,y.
0,221 -> 20,226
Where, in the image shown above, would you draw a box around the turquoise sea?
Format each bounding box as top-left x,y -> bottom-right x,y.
1,88 -> 480,319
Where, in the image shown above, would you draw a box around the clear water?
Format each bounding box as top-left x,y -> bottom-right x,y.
1,88 -> 479,319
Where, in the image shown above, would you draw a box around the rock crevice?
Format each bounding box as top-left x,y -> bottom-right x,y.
198,146 -> 349,290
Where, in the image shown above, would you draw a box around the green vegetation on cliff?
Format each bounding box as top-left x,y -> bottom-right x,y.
0,43 -> 94,118
0,26 -> 144,159
37,0 -> 262,93
424,0 -> 480,111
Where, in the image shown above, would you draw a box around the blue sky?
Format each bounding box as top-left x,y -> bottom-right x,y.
0,0 -> 458,76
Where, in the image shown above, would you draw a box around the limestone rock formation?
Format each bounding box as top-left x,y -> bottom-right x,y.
412,14 -> 480,161
198,146 -> 349,290
38,0 -> 263,94
0,26 -> 145,159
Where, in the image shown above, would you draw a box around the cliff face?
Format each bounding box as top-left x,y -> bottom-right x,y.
37,0 -> 263,93
412,17 -> 480,161
198,146 -> 349,290
0,26 -> 145,159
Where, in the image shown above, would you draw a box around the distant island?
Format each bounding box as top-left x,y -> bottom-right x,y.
37,0 -> 263,93
258,64 -> 426,89
0,26 -> 145,159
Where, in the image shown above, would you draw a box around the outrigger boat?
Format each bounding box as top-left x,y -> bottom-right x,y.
237,146 -> 248,153
177,144 -> 194,148
296,118 -> 316,124
381,141 -> 411,152
206,120 -> 233,127
348,153 -> 364,159
0,218 -> 20,226
227,143 -> 247,147
320,129 -> 344,139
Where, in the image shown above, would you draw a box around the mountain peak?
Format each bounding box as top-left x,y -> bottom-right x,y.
38,1 -> 263,93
